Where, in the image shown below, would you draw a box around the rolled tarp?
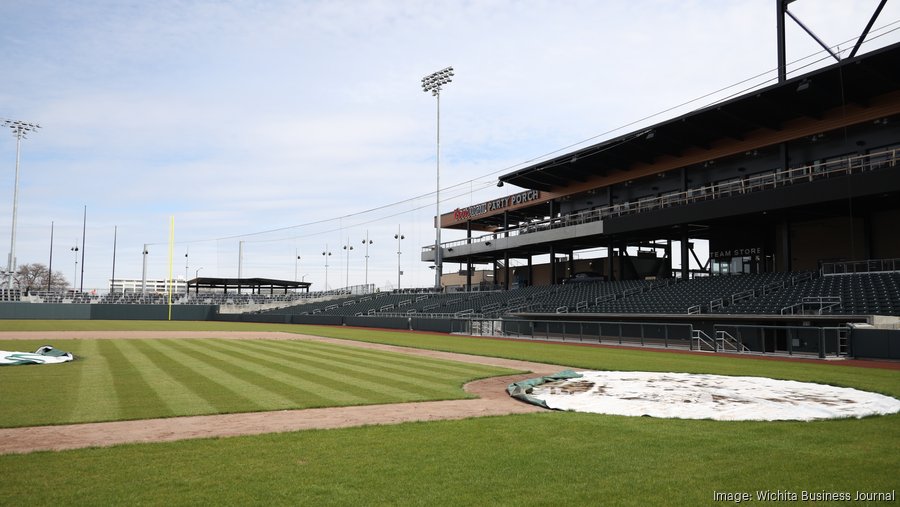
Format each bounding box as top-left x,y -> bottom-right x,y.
0,345 -> 74,366
507,370 -> 583,409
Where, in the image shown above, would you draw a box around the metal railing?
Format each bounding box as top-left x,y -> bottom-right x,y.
821,258 -> 900,275
715,330 -> 750,353
691,329 -> 716,351
781,296 -> 842,315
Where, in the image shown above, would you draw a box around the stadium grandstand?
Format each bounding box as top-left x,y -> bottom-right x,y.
2,6 -> 899,360
254,35 -> 900,358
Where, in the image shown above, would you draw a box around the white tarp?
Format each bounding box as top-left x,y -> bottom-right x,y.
0,345 -> 74,366
529,371 -> 900,421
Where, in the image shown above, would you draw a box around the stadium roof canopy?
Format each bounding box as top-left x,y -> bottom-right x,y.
187,277 -> 311,294
497,41 -> 900,192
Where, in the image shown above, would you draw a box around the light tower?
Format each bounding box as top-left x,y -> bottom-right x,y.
2,119 -> 41,289
394,226 -> 405,291
342,240 -> 354,289
421,66 -> 453,292
361,231 -> 373,289
322,246 -> 332,291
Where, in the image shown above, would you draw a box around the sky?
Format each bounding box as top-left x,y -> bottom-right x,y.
1,0 -> 899,292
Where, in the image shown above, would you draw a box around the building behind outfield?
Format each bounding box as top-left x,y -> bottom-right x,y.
425,42 -> 900,291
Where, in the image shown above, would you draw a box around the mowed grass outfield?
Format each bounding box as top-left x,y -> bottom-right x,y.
0,335 -> 516,428
1,320 -> 899,506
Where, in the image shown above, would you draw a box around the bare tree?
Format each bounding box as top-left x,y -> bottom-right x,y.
14,263 -> 69,294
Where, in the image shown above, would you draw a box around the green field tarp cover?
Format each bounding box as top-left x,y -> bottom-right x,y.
0,345 -> 74,366
506,370 -> 583,409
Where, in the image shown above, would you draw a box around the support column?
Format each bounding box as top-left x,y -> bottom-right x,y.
504,251 -> 510,290
607,239 -> 615,281
568,250 -> 575,280
863,213 -> 873,260
681,225 -> 690,280
781,215 -> 792,272
527,255 -> 533,287
466,257 -> 472,292
665,239 -> 673,278
776,0 -> 788,83
549,244 -> 557,285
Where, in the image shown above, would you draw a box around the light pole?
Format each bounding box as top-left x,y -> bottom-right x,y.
394,226 -> 404,291
70,244 -> 79,292
322,246 -> 332,291
342,240 -> 354,290
141,245 -> 149,294
2,119 -> 40,289
421,66 -> 453,292
362,231 -> 373,289
184,249 -> 189,295
294,250 -> 301,282
238,240 -> 244,279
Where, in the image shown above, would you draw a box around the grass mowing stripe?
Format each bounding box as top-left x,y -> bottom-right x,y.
261,338 -> 509,378
188,339 -> 429,403
178,339 -> 369,405
245,339 -> 511,388
166,339 -> 358,408
139,339 -> 273,413
146,340 -> 284,411
68,339 -> 121,424
112,340 -> 218,416
97,340 -> 176,420
267,337 -> 503,376
216,339 -> 476,399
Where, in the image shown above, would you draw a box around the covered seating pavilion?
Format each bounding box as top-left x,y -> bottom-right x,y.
186,277 -> 311,295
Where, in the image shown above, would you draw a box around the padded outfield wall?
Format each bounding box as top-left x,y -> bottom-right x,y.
0,303 -> 218,321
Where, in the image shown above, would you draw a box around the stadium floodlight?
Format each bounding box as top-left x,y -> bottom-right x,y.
2,119 -> 40,290
342,241 -> 354,289
361,232 -> 373,288
394,227 -> 405,291
71,245 -> 79,292
141,245 -> 149,294
421,66 -> 453,292
322,246 -> 332,291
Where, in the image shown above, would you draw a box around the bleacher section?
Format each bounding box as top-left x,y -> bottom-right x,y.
254,269 -> 900,319
588,273 -> 796,315
721,272 -> 900,316
7,265 -> 900,319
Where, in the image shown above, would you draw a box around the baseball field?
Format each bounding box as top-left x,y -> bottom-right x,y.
0,320 -> 898,505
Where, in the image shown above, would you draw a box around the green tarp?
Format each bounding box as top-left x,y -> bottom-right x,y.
506,370 -> 583,409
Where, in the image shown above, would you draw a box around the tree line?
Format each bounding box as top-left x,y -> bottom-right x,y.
9,263 -> 71,293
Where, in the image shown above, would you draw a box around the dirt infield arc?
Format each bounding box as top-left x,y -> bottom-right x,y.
0,331 -> 568,455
